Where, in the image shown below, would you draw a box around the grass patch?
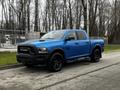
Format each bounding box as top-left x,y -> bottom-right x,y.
0,52 -> 17,66
104,44 -> 120,52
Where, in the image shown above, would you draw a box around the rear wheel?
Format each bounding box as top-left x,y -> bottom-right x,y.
47,53 -> 63,72
90,48 -> 101,62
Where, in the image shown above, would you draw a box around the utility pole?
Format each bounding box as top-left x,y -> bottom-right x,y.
87,0 -> 89,37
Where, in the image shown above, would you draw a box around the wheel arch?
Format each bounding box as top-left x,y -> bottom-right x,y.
49,48 -> 66,64
50,48 -> 65,59
92,45 -> 102,57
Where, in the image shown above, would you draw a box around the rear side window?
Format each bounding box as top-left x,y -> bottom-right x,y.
76,31 -> 87,40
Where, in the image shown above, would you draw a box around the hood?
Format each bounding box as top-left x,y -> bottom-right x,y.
19,39 -> 63,48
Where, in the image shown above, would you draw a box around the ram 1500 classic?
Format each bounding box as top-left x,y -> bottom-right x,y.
17,29 -> 104,72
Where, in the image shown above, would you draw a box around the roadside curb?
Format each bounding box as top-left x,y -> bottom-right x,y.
0,64 -> 23,70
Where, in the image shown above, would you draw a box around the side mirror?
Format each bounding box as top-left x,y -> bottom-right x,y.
65,37 -> 75,41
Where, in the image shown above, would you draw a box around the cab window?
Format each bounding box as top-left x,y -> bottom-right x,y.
76,31 -> 87,40
65,32 -> 77,41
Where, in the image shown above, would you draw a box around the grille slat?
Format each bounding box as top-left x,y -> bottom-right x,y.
18,46 -> 36,54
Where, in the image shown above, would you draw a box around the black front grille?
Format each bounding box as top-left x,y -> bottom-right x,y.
18,46 -> 36,54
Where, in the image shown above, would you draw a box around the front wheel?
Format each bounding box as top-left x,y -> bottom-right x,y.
47,53 -> 63,72
90,48 -> 101,62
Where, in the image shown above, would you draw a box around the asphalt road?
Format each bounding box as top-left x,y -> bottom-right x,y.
0,51 -> 120,90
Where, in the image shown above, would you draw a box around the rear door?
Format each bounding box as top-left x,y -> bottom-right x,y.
76,31 -> 90,56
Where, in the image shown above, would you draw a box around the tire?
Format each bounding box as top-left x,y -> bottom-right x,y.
90,48 -> 101,62
47,53 -> 63,72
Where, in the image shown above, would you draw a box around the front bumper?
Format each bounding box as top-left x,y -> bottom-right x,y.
17,53 -> 49,65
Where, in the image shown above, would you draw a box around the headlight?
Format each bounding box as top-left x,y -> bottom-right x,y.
38,48 -> 48,53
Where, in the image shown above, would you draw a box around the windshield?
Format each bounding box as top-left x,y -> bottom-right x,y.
41,30 -> 65,40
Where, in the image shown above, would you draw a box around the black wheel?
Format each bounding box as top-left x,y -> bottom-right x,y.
90,48 -> 101,62
48,53 -> 63,72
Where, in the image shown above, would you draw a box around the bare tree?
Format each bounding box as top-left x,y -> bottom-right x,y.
0,0 -> 120,44
81,0 -> 87,31
34,0 -> 39,32
26,0 -> 31,32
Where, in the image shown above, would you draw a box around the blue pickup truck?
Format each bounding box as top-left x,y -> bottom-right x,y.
17,29 -> 104,72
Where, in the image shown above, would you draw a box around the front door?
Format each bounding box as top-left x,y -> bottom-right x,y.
64,31 -> 79,59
